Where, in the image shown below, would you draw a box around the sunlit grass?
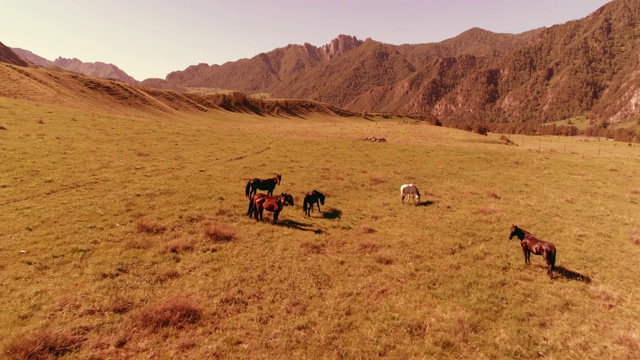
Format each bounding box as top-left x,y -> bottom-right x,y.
1,97 -> 640,358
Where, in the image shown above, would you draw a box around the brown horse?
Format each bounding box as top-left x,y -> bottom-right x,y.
509,225 -> 557,279
248,193 -> 294,223
303,190 -> 325,216
245,174 -> 281,199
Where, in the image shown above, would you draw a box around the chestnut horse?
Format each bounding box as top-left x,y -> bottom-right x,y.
303,190 -> 325,216
245,174 -> 281,199
248,193 -> 294,224
509,225 -> 557,279
400,184 -> 421,204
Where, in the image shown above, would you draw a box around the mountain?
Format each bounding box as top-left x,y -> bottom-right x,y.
143,0 -> 640,134
432,0 -> 640,130
147,30 -> 537,109
0,41 -> 32,67
11,48 -> 139,85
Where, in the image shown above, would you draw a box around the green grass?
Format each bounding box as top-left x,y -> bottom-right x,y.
1,97 -> 640,359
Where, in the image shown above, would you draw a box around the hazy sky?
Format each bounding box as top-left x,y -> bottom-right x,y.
2,0 -> 611,81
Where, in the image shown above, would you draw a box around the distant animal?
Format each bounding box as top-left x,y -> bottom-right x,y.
400,184 -> 421,204
248,193 -> 294,224
245,174 -> 282,199
509,225 -> 557,279
303,190 -> 325,216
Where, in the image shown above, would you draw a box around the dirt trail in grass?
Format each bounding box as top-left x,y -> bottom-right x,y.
224,139 -> 276,162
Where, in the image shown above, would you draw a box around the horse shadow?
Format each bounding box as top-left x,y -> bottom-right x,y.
416,200 -> 435,207
322,208 -> 342,219
275,219 -> 324,234
554,265 -> 592,283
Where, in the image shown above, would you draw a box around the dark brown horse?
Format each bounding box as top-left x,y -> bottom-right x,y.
303,190 -> 325,216
509,225 -> 557,279
248,193 -> 294,223
245,174 -> 282,199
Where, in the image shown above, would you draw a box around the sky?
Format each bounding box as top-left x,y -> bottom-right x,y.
1,0 -> 612,81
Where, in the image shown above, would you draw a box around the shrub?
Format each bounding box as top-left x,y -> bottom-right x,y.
473,124 -> 489,136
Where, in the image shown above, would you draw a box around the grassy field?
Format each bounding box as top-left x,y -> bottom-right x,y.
1,96 -> 640,359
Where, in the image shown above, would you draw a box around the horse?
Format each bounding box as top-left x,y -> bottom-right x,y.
245,174 -> 282,199
509,225 -> 557,279
248,193 -> 294,224
303,190 -> 325,216
400,184 -> 421,204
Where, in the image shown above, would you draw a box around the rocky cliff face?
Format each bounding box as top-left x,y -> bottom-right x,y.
320,34 -> 364,59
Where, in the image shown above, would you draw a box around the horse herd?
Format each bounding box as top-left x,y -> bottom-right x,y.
245,174 -> 326,224
244,175 -> 558,280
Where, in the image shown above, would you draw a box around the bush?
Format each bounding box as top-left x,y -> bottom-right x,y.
473,124 -> 489,136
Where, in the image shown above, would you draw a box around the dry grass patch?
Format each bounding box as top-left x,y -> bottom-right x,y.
5,328 -> 87,359
137,296 -> 202,332
486,190 -> 501,200
374,253 -> 395,265
300,240 -> 327,254
631,188 -> 640,195
136,219 -> 167,235
479,204 -> 496,216
356,224 -> 377,234
108,295 -> 133,314
165,239 -> 195,254
204,222 -> 235,242
632,228 -> 640,246
368,173 -> 386,185
359,240 -> 382,254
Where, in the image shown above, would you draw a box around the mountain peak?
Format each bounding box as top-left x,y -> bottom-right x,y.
321,35 -> 363,59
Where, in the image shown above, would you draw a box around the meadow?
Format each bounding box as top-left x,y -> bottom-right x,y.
1,96 -> 640,359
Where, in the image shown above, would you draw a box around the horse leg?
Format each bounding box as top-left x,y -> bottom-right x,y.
316,201 -> 321,212
273,210 -> 280,224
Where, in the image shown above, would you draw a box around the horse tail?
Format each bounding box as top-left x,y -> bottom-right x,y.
245,181 -> 251,198
549,247 -> 556,269
247,196 -> 254,217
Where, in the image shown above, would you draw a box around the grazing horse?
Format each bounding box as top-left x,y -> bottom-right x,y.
303,190 -> 325,216
400,184 -> 421,204
245,174 -> 282,199
248,193 -> 294,223
509,225 -> 557,279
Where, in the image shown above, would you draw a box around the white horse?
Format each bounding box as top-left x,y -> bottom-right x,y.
400,184 -> 421,204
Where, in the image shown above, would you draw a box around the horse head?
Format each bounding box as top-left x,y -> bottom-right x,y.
276,174 -> 282,185
314,190 -> 325,205
283,193 -> 294,206
509,225 -> 524,241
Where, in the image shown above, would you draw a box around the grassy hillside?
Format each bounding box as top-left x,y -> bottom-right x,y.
1,97 -> 640,359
